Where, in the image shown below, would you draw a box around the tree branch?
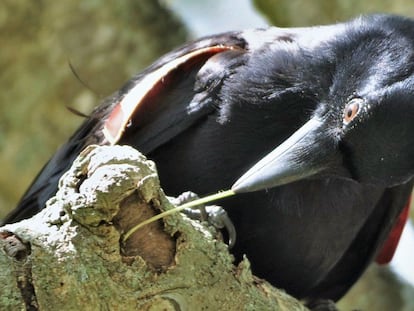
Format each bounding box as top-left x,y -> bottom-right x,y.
0,145 -> 307,310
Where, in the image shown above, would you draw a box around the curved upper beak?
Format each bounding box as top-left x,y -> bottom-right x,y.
232,117 -> 338,193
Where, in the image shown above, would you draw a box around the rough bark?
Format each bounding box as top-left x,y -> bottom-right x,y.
0,145 -> 307,311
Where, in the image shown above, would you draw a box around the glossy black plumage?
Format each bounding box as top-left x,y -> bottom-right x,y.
3,14 -> 414,303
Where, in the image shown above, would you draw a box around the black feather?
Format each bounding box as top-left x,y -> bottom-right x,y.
4,14 -> 414,304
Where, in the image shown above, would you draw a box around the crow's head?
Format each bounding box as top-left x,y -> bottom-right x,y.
233,15 -> 414,192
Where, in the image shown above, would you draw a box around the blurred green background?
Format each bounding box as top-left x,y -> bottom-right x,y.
1,0 -> 413,309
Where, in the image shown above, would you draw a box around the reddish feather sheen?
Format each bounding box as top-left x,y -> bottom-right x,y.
376,195 -> 411,264
103,46 -> 236,144
104,103 -> 123,142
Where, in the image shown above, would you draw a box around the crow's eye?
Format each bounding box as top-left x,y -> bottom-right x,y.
343,98 -> 362,124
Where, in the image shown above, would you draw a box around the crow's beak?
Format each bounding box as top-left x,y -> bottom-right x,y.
232,117 -> 338,193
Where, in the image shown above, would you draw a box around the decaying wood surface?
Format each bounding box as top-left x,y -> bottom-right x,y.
0,145 -> 307,311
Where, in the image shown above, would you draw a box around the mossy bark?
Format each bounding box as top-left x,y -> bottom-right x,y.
0,145 -> 307,311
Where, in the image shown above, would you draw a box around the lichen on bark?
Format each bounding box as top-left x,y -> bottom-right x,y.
0,145 -> 307,310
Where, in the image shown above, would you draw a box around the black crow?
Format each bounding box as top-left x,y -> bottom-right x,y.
4,14 -> 413,305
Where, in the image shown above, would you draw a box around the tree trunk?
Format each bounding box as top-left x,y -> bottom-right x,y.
0,145 -> 307,310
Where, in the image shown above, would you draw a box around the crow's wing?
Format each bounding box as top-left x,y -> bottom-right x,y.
3,33 -> 248,223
